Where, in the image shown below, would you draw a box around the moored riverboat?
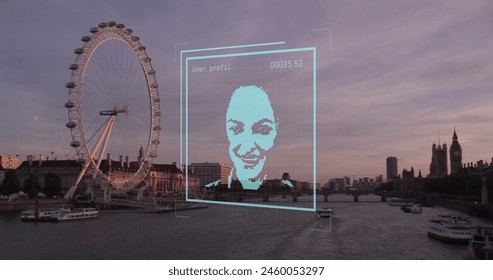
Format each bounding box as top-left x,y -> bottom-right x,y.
20,207 -> 67,222
427,214 -> 472,244
49,208 -> 99,223
316,208 -> 334,218
410,203 -> 422,214
401,203 -> 422,214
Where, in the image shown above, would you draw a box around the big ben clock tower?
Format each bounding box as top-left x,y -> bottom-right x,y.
450,129 -> 462,175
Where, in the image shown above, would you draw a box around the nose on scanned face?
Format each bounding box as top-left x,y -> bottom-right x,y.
234,142 -> 260,157
234,135 -> 258,155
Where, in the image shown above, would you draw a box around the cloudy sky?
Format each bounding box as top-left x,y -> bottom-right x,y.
1,0 -> 493,183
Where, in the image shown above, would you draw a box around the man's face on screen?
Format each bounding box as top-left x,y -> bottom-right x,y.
226,86 -> 277,186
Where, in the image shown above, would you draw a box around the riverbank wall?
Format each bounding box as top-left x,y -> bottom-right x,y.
0,199 -> 73,213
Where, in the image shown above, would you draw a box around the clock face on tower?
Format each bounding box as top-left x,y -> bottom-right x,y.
453,151 -> 460,157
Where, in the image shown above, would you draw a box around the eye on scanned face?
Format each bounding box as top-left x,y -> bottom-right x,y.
227,120 -> 244,135
252,118 -> 275,136
227,118 -> 275,137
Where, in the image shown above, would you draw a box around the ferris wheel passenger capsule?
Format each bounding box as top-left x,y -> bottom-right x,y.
69,64 -> 79,70
64,101 -> 75,108
70,141 -> 81,148
90,27 -> 99,33
107,21 -> 116,27
81,36 -> 91,42
66,122 -> 77,128
98,22 -> 107,28
65,82 -> 76,88
74,48 -> 84,54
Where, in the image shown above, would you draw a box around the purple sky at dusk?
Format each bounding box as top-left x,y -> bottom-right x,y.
1,0 -> 493,183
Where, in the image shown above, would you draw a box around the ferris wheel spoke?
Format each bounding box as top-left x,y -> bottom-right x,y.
84,83 -> 115,107
88,68 -> 119,105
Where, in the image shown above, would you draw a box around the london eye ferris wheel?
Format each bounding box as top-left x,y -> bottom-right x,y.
64,21 -> 161,198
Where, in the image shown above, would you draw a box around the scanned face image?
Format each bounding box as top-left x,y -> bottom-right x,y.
226,85 -> 278,190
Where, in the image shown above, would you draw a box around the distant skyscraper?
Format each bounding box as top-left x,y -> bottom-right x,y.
386,156 -> 398,181
429,142 -> 448,178
450,129 -> 462,175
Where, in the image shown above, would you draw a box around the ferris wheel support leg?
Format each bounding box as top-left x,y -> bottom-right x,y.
96,116 -> 116,168
89,116 -> 113,162
64,117 -> 116,200
64,158 -> 92,199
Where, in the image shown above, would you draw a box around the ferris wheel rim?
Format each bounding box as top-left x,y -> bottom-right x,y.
65,22 -> 161,191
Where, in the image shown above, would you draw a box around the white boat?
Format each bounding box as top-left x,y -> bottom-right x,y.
468,226 -> 493,260
20,207 -> 67,222
410,203 -> 422,214
427,214 -> 472,244
49,208 -> 99,223
401,203 -> 422,213
316,208 -> 334,218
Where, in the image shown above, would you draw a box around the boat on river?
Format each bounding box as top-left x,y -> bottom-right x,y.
20,207 -> 68,222
49,208 -> 99,223
401,203 -> 422,214
316,208 -> 334,218
427,214 -> 472,244
410,204 -> 423,214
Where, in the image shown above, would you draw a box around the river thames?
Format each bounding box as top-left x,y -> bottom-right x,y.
1,194 -> 491,259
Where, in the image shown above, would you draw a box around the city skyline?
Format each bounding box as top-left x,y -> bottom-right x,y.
1,0 -> 493,183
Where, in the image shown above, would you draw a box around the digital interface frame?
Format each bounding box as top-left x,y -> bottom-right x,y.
181,42 -> 316,212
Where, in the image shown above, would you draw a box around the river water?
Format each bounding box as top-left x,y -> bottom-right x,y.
1,194 -> 490,260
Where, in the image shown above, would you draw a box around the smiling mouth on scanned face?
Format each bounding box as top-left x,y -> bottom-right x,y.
233,146 -> 264,169
240,154 -> 262,169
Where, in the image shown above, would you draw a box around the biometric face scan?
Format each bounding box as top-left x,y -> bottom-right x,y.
184,44 -> 316,211
226,85 -> 278,190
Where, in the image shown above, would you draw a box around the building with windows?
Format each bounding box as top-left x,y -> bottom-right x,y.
191,162 -> 232,186
16,156 -> 83,194
148,163 -> 199,196
99,154 -> 140,187
16,152 -> 199,197
0,154 -> 20,170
